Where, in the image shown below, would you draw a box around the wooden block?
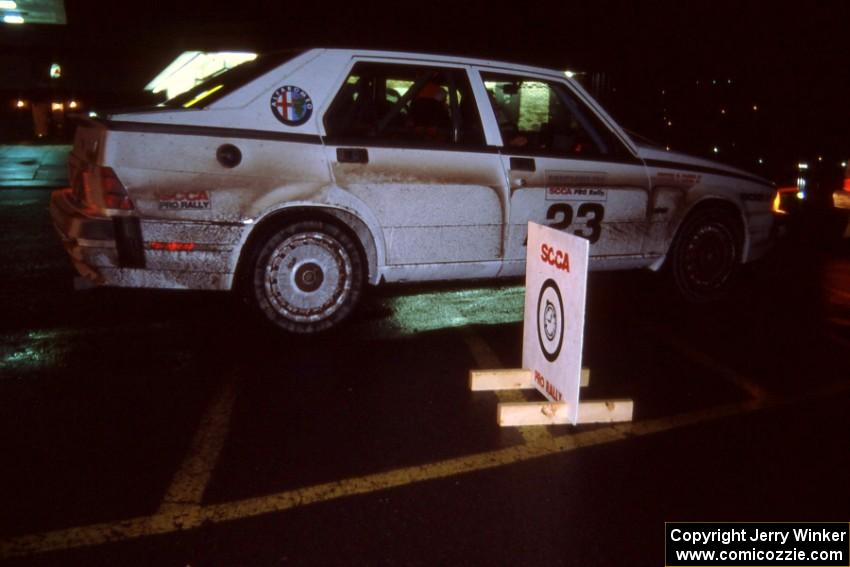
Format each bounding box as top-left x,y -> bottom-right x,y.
470,368 -> 590,391
469,369 -> 533,391
576,399 -> 634,424
497,401 -> 571,426
497,398 -> 634,427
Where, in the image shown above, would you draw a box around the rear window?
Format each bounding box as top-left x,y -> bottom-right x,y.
162,50 -> 303,109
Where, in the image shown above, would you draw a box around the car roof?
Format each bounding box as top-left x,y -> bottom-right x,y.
309,47 -> 569,80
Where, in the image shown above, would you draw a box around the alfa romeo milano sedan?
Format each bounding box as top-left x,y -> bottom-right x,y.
51,48 -> 776,333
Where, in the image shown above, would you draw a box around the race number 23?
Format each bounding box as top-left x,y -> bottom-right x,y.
546,203 -> 605,243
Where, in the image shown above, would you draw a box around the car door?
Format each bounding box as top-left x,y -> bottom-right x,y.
476,71 -> 651,275
322,60 -> 507,278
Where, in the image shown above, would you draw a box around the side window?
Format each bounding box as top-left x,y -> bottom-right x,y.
482,73 -> 616,157
324,62 -> 485,147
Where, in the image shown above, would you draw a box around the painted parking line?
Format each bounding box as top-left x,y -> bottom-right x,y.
157,374 -> 242,514
5,378 -> 850,560
659,332 -> 769,401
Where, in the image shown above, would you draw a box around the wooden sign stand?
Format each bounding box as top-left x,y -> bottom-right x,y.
469,368 -> 633,427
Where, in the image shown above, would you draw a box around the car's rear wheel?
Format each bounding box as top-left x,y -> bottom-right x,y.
668,207 -> 741,302
250,220 -> 364,333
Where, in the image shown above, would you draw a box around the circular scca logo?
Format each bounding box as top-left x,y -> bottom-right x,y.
270,86 -> 313,126
537,279 -> 565,362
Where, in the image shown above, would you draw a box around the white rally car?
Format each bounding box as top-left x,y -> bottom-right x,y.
51,48 -> 776,333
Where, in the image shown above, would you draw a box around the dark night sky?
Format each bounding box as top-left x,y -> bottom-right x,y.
3,0 -> 849,171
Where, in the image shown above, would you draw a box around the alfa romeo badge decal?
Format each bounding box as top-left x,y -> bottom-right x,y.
537,278 -> 565,362
270,86 -> 313,126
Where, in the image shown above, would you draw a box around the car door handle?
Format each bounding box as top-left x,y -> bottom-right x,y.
337,147 -> 369,164
509,157 -> 535,172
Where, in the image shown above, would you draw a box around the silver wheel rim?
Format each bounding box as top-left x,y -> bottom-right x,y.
263,232 -> 353,323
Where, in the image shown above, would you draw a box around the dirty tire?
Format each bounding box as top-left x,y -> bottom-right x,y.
250,220 -> 364,333
668,208 -> 740,302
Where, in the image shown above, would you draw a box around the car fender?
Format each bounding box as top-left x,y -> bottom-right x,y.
237,187 -> 386,285
650,187 -> 750,271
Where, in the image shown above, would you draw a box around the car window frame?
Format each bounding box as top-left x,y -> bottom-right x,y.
321,59 -> 489,152
475,69 -> 636,163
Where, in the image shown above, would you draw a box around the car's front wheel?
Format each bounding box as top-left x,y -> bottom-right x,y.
668,207 -> 741,302
249,220 -> 364,333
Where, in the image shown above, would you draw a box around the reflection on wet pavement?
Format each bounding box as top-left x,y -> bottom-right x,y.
352,284 -> 525,339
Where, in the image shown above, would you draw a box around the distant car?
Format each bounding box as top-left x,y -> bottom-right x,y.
50,48 -> 776,333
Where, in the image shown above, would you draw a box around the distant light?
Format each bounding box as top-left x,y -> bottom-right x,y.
712,79 -> 717,85
665,146 -> 671,151
0,1 -> 17,9
667,121 -> 673,127
146,51 -> 257,99
661,89 -> 666,95
713,146 -> 719,154
727,79 -> 732,84
772,192 -> 784,214
49,63 -> 62,79
564,70 -> 576,78
720,108 -> 726,115
842,161 -> 848,168
68,100 -> 78,109
758,158 -> 764,164
798,162 -> 809,170
15,99 -> 25,108
797,191 -> 806,200
88,111 -> 98,118
817,156 -> 823,162
3,13 -> 24,24
797,177 -> 807,190
752,105 -> 759,111
51,102 -> 64,111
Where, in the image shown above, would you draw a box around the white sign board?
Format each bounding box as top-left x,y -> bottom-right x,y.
522,222 -> 589,425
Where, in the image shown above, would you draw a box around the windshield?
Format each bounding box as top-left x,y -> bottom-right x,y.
162,50 -> 303,109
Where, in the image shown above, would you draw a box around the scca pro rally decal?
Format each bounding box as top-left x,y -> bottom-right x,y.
270,86 -> 313,126
158,191 -> 211,210
545,171 -> 608,201
537,278 -> 565,363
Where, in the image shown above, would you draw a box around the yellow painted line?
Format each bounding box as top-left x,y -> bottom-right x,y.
661,333 -> 769,401
7,380 -> 850,560
460,328 -> 553,443
157,375 -> 241,514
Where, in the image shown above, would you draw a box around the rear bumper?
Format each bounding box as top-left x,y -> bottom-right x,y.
49,188 -> 145,283
50,188 -> 236,290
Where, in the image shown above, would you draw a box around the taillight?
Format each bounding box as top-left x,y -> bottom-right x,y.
100,167 -> 133,210
83,166 -> 134,210
843,176 -> 850,193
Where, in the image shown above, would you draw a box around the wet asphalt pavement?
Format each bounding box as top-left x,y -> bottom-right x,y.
0,180 -> 849,566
